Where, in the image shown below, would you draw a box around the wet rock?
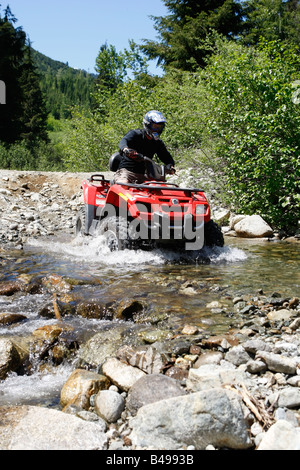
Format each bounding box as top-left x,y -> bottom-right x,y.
77,324 -> 145,369
39,299 -> 75,319
76,301 -> 112,320
0,280 -> 24,296
41,274 -> 73,294
115,299 -> 145,321
129,388 -> 252,450
126,374 -> 186,416
0,405 -> 108,450
32,324 -> 73,342
102,357 -> 146,392
94,390 -> 125,423
60,369 -> 110,411
138,328 -> 173,344
0,338 -> 21,379
0,312 -> 27,326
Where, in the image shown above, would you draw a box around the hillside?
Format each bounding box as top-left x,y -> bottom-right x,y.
32,49 -> 96,119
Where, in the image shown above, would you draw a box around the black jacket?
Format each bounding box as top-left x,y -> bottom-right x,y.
118,129 -> 175,174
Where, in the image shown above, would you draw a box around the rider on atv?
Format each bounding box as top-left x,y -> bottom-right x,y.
113,110 -> 176,184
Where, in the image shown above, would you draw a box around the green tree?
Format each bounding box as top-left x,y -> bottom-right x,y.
19,43 -> 49,143
0,6 -> 26,142
142,0 -> 243,70
95,43 -> 126,92
0,6 -> 48,144
241,0 -> 300,46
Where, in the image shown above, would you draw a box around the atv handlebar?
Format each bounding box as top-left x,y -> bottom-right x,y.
124,149 -> 175,175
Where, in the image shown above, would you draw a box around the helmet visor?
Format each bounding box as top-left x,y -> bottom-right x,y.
150,122 -> 165,134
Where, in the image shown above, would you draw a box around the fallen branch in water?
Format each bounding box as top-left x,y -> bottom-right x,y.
53,293 -> 62,322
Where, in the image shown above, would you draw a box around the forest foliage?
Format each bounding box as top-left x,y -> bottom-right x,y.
0,1 -> 299,231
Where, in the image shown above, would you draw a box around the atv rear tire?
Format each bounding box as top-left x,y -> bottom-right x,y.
204,220 -> 224,247
98,216 -> 131,251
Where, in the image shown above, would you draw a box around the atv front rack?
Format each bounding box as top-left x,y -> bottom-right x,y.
115,181 -> 205,194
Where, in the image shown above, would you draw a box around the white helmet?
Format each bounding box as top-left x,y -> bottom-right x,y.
143,110 -> 166,140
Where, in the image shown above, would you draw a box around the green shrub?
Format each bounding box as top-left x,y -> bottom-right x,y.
204,39 -> 300,231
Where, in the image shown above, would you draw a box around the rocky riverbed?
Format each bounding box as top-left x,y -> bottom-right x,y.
0,170 -> 299,451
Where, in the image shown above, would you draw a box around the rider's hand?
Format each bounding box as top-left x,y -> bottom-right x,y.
123,148 -> 138,158
123,148 -> 143,161
166,164 -> 176,175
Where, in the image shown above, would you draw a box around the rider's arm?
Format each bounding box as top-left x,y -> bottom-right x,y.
156,140 -> 175,169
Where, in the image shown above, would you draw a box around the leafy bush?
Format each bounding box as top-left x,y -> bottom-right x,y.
203,39 -> 300,231
0,139 -> 64,171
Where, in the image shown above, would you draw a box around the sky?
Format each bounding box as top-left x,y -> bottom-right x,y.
3,0 -> 168,74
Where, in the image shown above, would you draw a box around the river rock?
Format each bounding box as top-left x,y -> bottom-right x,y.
257,420 -> 300,450
116,345 -> 168,374
77,324 -> 145,368
0,338 -> 21,379
186,363 -> 250,392
94,390 -> 125,423
267,309 -> 294,322
129,388 -> 252,450
0,405 -> 108,450
256,350 -> 299,375
60,369 -> 110,410
102,357 -> 146,392
224,345 -> 252,366
234,215 -> 273,238
126,374 -> 186,416
0,312 -> 27,326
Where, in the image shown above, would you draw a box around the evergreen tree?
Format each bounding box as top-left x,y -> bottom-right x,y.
241,0 -> 300,46
20,43 -> 49,143
0,6 -> 48,144
0,6 -> 26,142
95,43 -> 126,92
142,0 -> 243,70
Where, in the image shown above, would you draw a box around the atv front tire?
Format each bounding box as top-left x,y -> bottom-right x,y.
98,216 -> 131,251
75,207 -> 86,237
204,220 -> 224,247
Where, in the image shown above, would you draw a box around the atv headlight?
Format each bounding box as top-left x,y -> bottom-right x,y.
195,204 -> 205,215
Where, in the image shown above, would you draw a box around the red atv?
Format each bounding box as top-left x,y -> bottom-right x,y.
75,153 -> 224,252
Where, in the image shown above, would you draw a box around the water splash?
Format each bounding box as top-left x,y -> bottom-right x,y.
0,362 -> 74,407
26,234 -> 248,268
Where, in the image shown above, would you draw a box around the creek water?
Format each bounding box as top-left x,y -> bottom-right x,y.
0,234 -> 299,407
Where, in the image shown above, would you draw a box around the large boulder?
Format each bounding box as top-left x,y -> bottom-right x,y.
234,215 -> 273,238
129,388 -> 252,450
0,405 -> 108,450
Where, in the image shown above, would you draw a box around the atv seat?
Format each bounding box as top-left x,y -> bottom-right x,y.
109,152 -> 122,172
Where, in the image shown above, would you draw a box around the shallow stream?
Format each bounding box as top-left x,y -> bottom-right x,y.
0,234 -> 299,407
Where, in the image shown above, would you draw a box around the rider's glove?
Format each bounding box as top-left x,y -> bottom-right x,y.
123,148 -> 143,161
166,164 -> 176,175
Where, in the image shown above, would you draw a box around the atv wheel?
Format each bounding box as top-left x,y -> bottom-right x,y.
75,207 -> 86,237
204,220 -> 224,247
98,216 -> 131,251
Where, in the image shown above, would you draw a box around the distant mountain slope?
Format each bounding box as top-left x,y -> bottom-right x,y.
32,49 -> 96,119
